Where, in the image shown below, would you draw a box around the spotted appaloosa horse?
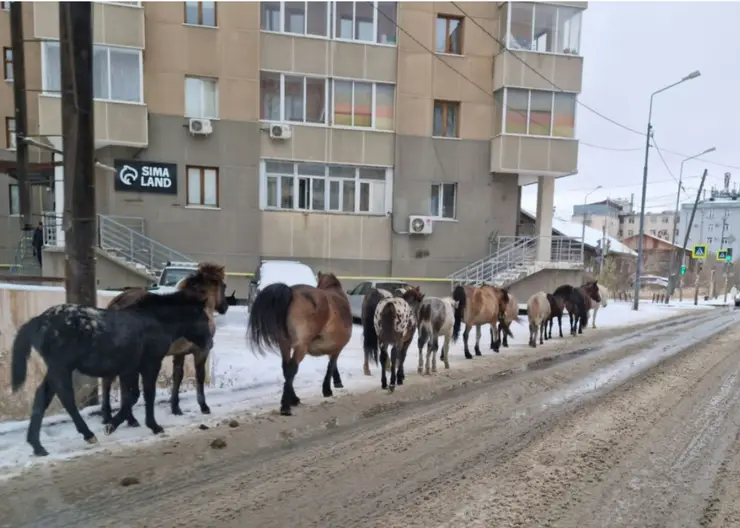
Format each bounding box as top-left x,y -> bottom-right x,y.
362,286 -> 407,377
367,286 -> 425,392
418,295 -> 462,374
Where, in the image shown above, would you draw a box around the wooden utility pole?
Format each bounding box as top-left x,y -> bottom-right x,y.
9,2 -> 31,231
678,169 -> 708,301
694,262 -> 702,306
60,2 -> 98,407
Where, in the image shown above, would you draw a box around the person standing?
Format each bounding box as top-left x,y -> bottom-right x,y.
32,221 -> 43,268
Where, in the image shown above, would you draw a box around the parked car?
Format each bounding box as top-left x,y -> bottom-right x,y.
347,280 -> 410,321
247,260 -> 317,311
734,290 -> 740,308
149,261 -> 199,294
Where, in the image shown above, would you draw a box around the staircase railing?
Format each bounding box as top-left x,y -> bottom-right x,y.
98,215 -> 193,273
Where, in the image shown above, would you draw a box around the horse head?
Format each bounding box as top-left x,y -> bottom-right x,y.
401,285 -> 425,310
499,287 -> 510,311
179,261 -> 229,315
317,271 -> 343,291
583,280 -> 601,303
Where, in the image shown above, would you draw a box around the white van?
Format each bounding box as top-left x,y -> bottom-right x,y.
247,260 -> 317,310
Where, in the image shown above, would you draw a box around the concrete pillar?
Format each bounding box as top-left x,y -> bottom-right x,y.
534,176 -> 554,262
54,156 -> 65,247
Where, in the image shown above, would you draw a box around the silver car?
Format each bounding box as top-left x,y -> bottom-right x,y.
347,280 -> 410,321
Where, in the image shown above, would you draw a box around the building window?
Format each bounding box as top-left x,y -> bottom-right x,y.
8,183 -> 18,216
5,117 -> 15,150
723,237 -> 729,246
430,183 -> 456,219
649,229 -> 656,236
497,87 -> 576,138
262,160 -> 389,215
627,230 -> 633,237
186,166 -> 219,207
43,42 -> 142,103
433,100 -> 459,138
260,1 -> 397,45
260,72 -> 328,124
332,79 -> 395,130
503,2 -> 582,55
661,216 -> 669,223
3,48 -> 12,81
185,76 -> 219,119
628,217 -> 634,224
708,236 -> 714,244
0,2 -> 9,10
435,14 -> 463,55
708,224 -> 714,232
708,210 -> 715,218
184,1 -> 217,26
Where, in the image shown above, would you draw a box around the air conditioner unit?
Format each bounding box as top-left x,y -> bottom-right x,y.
408,215 -> 433,235
269,124 -> 292,140
188,118 -> 213,136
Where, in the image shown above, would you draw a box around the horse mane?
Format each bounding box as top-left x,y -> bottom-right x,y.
317,272 -> 342,290
401,286 -> 424,304
552,284 -> 574,298
178,262 -> 226,291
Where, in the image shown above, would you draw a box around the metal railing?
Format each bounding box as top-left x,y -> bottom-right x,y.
98,215 -> 193,273
447,235 -> 583,286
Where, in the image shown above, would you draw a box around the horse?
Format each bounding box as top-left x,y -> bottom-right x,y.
367,286 -> 425,392
493,292 -> 522,349
418,296 -> 462,374
545,293 -> 566,340
247,272 -> 352,416
452,284 -> 510,358
553,281 -> 601,336
11,290 -> 213,457
526,291 -> 551,348
101,262 -> 229,425
361,286 -> 407,377
591,283 -> 609,328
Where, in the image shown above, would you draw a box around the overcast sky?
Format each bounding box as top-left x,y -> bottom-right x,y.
520,1 -> 740,219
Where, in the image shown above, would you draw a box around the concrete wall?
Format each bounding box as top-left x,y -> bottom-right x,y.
41,246 -> 155,290
508,268 -> 584,305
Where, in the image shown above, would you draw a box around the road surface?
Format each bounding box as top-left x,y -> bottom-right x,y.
2,308 -> 740,528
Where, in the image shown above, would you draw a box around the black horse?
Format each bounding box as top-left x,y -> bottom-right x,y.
11,290 -> 213,457
552,281 -> 601,336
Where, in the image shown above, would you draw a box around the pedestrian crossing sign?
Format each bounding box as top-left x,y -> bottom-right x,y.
692,244 -> 708,259
718,249 -> 728,261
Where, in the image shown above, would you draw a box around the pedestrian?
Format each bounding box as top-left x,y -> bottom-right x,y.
32,221 -> 43,268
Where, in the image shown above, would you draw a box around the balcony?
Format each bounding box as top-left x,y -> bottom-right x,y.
493,51 -> 583,93
490,135 -> 578,178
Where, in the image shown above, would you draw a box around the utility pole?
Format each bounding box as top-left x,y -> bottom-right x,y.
712,211 -> 728,299
60,2 -> 98,407
678,169 -> 708,302
9,2 -> 31,231
694,262 -> 702,306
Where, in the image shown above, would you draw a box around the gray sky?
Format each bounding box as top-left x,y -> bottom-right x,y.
520,1 -> 740,219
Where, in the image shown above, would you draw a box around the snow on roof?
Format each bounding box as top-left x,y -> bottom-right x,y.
258,260 -> 318,289
522,210 -> 637,256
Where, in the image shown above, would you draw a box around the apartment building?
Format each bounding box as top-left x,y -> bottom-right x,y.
0,1 -> 586,290
677,181 -> 740,258
571,198 -> 623,239
619,211 -> 677,240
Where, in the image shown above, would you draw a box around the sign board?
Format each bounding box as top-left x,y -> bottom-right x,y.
718,250 -> 728,261
680,264 -> 687,276
692,244 -> 708,260
114,159 -> 178,195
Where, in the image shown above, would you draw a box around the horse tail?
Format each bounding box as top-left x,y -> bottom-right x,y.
362,291 -> 383,366
11,316 -> 41,392
452,286 -> 466,342
246,283 -> 293,357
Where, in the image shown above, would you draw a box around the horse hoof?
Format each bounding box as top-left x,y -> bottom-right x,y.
149,425 -> 164,435
292,397 -> 301,406
387,385 -> 395,393
171,407 -> 183,416
323,390 -> 333,398
104,424 -> 115,436
417,367 -> 423,374
127,418 -> 141,428
200,405 -> 211,415
280,408 -> 292,416
85,435 -> 99,445
33,447 -> 49,457
334,382 -> 344,389
464,353 -> 473,360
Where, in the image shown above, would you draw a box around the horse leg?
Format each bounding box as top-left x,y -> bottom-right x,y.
380,346 -> 389,390
322,356 -> 337,397
48,368 -> 97,446
397,340 -> 410,385
141,361 -> 165,435
491,324 -> 501,353
430,332 -> 439,374
101,376 -> 114,425
126,379 -> 141,427
331,356 -> 344,389
593,306 -> 598,329
539,322 -> 545,345
490,326 -> 495,350
474,325 -> 483,356
170,354 -> 185,416
104,372 -> 137,436
194,351 -> 211,414
26,375 -> 56,457
418,325 -> 427,373
388,345 -> 398,392
558,314 -> 564,338
463,325 -> 473,360
502,323 -> 509,348
280,357 -> 300,415
442,333 -> 451,370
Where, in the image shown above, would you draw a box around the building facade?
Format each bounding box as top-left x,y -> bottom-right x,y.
677,184 -> 740,258
618,210 -> 677,241
571,198 -> 623,239
0,1 -> 586,291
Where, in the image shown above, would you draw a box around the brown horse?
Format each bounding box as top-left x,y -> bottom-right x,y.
552,281 -> 601,336
545,293 -> 566,340
493,292 -> 522,349
247,271 -> 352,416
101,262 -> 229,426
451,284 -> 511,358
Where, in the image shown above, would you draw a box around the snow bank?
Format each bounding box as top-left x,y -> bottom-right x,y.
257,260 -> 317,289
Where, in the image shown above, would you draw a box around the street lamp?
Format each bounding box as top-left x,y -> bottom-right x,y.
668,146 -> 716,294
633,70 -> 702,311
581,185 -> 603,265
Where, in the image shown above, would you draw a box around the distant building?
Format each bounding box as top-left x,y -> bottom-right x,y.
571,198 -> 626,239
618,210 -> 677,241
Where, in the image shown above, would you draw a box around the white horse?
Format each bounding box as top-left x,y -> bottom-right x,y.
417,296 -> 462,374
591,283 -> 609,328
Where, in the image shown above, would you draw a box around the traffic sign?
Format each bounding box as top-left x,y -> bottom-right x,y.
680,264 -> 687,276
727,254 -> 733,263
692,244 -> 708,260
718,249 -> 728,261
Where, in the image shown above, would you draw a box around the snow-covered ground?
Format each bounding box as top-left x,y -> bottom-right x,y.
0,300 -> 719,478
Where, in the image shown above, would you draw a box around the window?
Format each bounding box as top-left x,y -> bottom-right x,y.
8,184 -> 18,216
433,101 -> 459,138
497,88 -> 576,138
260,72 -> 328,124
708,224 -> 714,232
430,183 -> 456,219
184,1 -> 216,26
261,2 -> 397,44
185,76 -> 219,118
661,216 -> 669,223
628,218 -> 634,224
649,229 -> 656,236
3,48 -> 12,81
0,2 -> 8,10
5,117 -> 15,150
435,14 -> 463,55
502,2 -> 582,55
708,210 -> 715,218
186,166 -> 219,207
262,160 -> 390,215
627,230 -> 634,237
723,237 -> 729,246
708,237 -> 714,244
43,42 -> 142,103
333,79 -> 395,130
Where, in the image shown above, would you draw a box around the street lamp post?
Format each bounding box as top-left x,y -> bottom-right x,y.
668,146 -> 716,295
633,70 -> 701,311
581,185 -> 602,267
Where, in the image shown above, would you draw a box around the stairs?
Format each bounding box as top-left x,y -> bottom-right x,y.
447,235 -> 584,287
